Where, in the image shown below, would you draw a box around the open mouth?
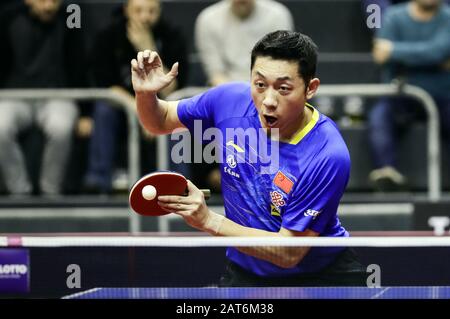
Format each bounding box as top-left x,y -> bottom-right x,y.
263,115 -> 278,128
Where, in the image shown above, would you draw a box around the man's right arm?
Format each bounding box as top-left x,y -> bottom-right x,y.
131,50 -> 186,135
135,91 -> 183,135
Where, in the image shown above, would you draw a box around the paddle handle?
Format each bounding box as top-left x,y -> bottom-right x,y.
200,189 -> 211,200
182,188 -> 211,200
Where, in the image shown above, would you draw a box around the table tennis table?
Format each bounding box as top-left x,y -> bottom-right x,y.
64,286 -> 450,299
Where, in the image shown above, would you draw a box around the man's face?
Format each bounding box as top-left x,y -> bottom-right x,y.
25,0 -> 61,22
251,56 -> 316,140
231,0 -> 255,19
125,0 -> 161,28
414,0 -> 441,11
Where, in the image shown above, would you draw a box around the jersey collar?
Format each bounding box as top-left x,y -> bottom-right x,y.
288,103 -> 320,145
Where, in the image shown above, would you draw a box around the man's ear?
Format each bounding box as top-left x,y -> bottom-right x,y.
306,78 -> 320,100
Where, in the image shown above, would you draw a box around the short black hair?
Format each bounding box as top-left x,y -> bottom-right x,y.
251,30 -> 318,85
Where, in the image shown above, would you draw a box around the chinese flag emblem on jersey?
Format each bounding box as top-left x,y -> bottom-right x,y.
273,171 -> 294,194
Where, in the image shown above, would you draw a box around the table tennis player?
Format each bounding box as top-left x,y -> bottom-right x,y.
130,30 -> 367,286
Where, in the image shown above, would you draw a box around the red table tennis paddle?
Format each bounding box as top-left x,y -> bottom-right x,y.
129,171 -> 211,216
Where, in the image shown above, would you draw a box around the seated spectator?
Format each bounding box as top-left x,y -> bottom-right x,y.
195,0 -> 294,86
83,0 -> 189,194
0,0 -> 86,196
367,0 -> 450,191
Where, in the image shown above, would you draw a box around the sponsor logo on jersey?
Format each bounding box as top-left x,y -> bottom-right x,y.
270,191 -> 286,208
304,209 -> 321,220
226,141 -> 244,153
223,167 -> 240,178
226,154 -> 237,168
270,204 -> 281,217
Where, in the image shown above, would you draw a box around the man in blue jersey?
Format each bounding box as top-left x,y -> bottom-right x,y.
130,31 -> 366,286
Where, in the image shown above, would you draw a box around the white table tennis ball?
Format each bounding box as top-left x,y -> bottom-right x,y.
142,185 -> 157,200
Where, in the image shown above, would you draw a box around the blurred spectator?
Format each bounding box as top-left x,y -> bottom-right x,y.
195,0 -> 294,86
83,0 -> 188,194
368,0 -> 450,191
363,0 -> 406,19
362,0 -> 450,35
0,0 -> 86,196
362,0 -> 450,16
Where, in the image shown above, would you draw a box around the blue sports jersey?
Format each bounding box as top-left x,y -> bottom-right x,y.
177,82 -> 351,277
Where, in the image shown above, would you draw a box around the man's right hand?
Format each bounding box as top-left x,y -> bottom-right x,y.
131,50 -> 178,94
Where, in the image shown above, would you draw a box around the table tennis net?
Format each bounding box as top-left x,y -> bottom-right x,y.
1,235 -> 450,298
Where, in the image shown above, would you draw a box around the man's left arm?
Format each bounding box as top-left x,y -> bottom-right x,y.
160,149 -> 349,268
215,218 -> 319,269
158,181 -> 318,269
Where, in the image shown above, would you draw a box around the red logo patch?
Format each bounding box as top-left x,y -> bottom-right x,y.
273,171 -> 294,194
270,191 -> 286,208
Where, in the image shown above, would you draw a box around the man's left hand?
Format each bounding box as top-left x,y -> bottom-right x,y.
157,180 -> 211,232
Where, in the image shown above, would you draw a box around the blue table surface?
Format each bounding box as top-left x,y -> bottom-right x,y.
64,286 -> 450,299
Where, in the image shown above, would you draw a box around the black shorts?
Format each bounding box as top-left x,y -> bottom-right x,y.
219,248 -> 367,287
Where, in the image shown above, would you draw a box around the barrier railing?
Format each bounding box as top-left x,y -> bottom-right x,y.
316,83 -> 441,201
0,83 -> 440,233
0,88 -> 142,233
